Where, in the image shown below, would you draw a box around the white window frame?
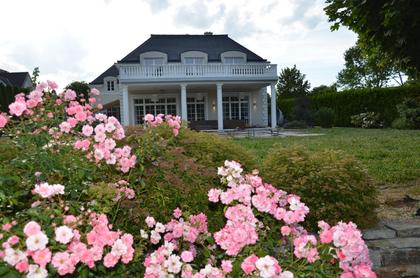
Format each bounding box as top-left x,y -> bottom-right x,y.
143,57 -> 164,66
131,94 -> 179,125
222,93 -> 251,122
104,77 -> 117,93
223,57 -> 245,64
187,95 -> 208,121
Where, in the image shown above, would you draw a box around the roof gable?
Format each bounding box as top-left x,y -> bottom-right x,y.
90,65 -> 119,85
119,34 -> 267,63
0,70 -> 31,88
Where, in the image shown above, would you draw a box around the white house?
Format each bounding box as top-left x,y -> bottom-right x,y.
90,33 -> 278,130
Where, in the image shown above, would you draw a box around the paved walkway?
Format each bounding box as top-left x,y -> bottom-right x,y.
205,128 -> 325,138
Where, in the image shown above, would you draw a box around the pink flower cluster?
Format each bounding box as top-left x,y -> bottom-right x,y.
0,213 -> 134,277
72,114 -> 136,173
213,204 -> 259,256
113,180 -> 136,201
1,81 -> 137,173
0,113 -> 8,128
293,235 -> 319,263
210,160 -> 310,256
142,210 -> 234,277
143,241 -> 229,278
241,255 -> 293,278
6,81 -> 58,119
144,113 -> 182,136
318,221 -> 376,278
32,182 -> 65,198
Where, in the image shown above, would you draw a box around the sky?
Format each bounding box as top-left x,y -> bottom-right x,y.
0,0 -> 357,90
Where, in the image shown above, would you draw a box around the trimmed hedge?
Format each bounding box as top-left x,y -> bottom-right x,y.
279,85 -> 420,126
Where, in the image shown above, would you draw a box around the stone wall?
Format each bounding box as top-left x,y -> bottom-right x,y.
363,222 -> 420,277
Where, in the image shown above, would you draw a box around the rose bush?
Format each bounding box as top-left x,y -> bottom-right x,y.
0,81 -> 376,277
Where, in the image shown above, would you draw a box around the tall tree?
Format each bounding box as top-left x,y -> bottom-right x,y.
65,81 -> 91,101
276,65 -> 311,97
31,67 -> 40,87
325,0 -> 420,79
337,42 -> 406,89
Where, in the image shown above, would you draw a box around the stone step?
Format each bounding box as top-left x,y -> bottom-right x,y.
376,264 -> 420,278
368,237 -> 420,249
385,223 -> 420,238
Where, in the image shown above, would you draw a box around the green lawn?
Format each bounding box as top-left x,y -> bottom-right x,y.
234,128 -> 420,184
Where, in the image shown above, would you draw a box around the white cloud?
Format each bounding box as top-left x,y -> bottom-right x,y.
0,0 -> 357,89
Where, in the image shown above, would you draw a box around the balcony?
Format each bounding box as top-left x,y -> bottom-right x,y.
117,63 -> 278,82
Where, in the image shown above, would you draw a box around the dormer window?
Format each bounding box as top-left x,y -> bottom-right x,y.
106,80 -> 115,91
184,57 -> 205,65
224,57 -> 245,64
144,57 -> 164,66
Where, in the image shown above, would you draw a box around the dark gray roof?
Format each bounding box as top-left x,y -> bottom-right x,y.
0,69 -> 31,88
119,34 -> 267,63
90,65 -> 119,85
90,34 -> 268,84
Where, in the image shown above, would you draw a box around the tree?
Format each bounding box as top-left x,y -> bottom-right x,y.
337,43 -> 406,89
31,67 -> 40,87
65,81 -> 91,101
325,0 -> 420,79
310,84 -> 337,95
276,65 -> 311,97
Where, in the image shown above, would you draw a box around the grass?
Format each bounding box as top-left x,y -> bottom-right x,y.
234,128 -> 420,184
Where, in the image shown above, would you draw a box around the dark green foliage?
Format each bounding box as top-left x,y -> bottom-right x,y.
315,107 -> 335,128
261,145 -> 378,230
283,120 -> 308,129
337,42 -> 405,89
394,97 -> 420,129
0,84 -> 29,112
124,128 -> 258,231
65,81 -> 91,101
311,85 -> 337,95
278,85 -> 420,126
276,65 -> 311,97
325,0 -> 420,77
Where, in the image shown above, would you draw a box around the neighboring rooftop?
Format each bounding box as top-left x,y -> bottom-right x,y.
0,69 -> 31,88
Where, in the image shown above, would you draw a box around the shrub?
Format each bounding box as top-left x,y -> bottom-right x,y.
261,145 -> 378,230
124,127 -> 257,232
278,84 -> 420,126
350,112 -> 383,128
314,107 -> 335,128
283,120 -> 308,129
394,96 -> 420,129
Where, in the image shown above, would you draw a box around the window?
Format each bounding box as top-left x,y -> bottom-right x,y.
101,106 -> 120,121
134,97 -> 177,124
224,57 -> 245,64
184,57 -> 204,65
143,58 -> 164,66
187,97 -> 205,121
106,80 -> 115,91
222,96 -> 249,122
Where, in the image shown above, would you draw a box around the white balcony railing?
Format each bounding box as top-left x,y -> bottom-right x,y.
117,63 -> 277,81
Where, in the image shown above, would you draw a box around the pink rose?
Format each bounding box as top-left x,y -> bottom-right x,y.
221,260 -> 233,273
181,251 -> 194,263
0,114 -> 9,128
241,254 -> 258,274
23,221 -> 41,236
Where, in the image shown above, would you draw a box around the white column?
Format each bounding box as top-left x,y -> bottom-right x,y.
180,83 -> 188,121
270,83 -> 277,129
216,83 -> 223,131
122,85 -> 130,126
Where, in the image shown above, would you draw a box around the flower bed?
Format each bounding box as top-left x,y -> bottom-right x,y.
0,81 -> 376,277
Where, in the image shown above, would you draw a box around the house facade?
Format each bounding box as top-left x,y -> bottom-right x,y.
90,33 -> 278,130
